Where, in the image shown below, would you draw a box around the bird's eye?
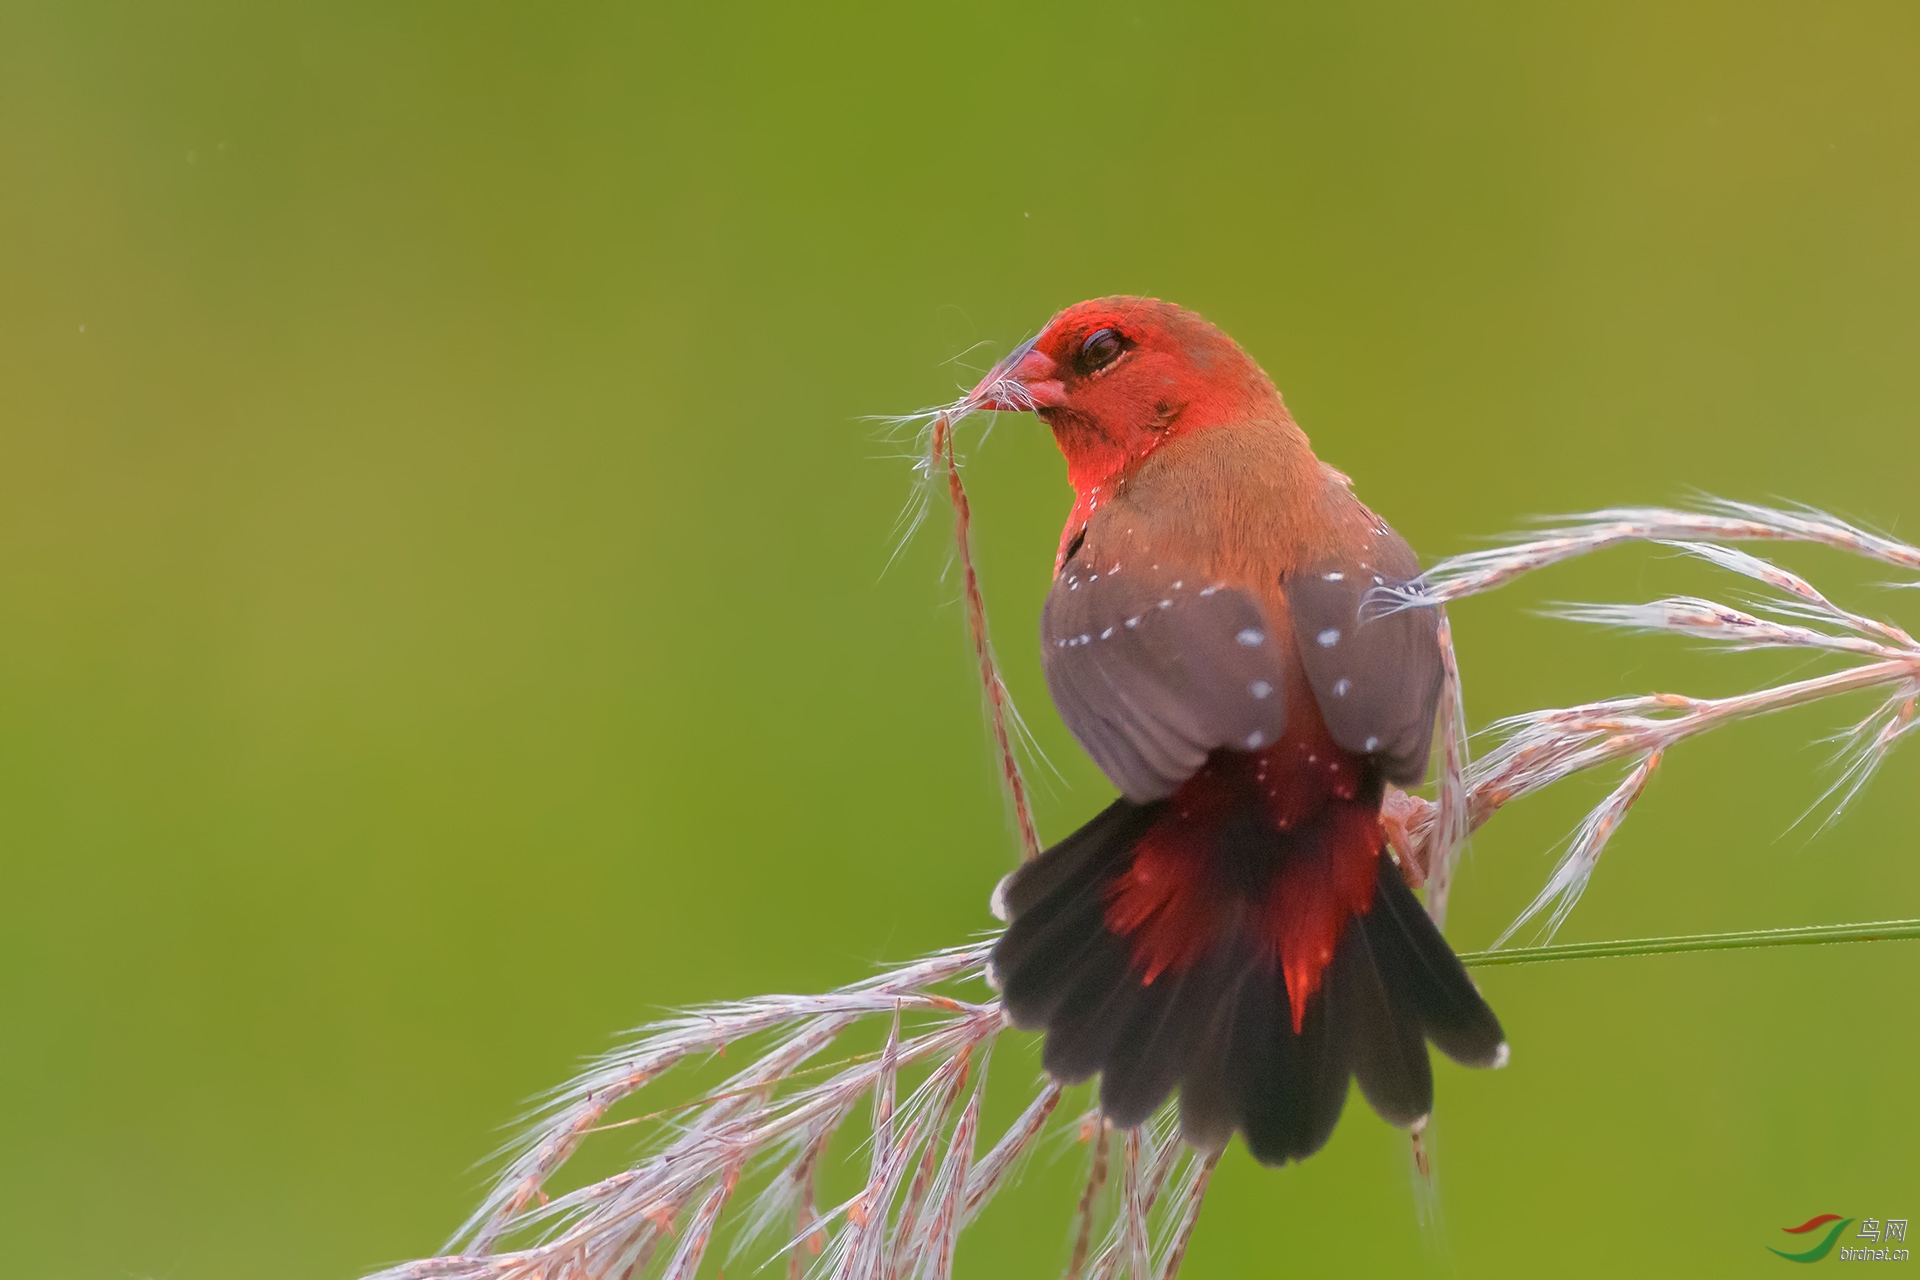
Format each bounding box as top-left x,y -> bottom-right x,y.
1077,328 -> 1127,374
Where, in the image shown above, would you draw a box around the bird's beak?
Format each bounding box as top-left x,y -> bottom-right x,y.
966,335 -> 1068,412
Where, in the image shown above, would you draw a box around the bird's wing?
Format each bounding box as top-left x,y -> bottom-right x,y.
1040,525 -> 1288,803
1283,513 -> 1442,785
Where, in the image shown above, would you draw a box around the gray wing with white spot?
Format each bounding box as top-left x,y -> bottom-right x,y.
1040,542 -> 1288,803
1285,526 -> 1442,786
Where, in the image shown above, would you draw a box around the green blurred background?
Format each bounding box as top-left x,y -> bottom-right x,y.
3,2 -> 1918,1276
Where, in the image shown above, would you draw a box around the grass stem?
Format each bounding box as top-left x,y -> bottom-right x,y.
1459,918 -> 1920,967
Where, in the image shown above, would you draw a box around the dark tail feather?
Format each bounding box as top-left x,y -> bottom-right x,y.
1174,960 -> 1271,1152
1363,852 -> 1509,1070
1239,957 -> 1357,1165
1097,948 -> 1224,1127
991,805 -> 1506,1166
1343,907 -> 1436,1129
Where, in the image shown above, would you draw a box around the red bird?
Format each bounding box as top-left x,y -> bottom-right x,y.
974,297 -> 1506,1166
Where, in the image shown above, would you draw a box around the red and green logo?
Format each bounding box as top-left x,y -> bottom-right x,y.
1769,1215 -> 1853,1263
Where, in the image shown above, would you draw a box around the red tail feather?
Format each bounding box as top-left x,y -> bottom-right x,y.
1103,718 -> 1383,1029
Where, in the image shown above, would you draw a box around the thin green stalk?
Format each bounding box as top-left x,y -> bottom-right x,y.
1458,919 -> 1920,968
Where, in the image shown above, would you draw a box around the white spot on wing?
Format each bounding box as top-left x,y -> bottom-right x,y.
1333,677 -> 1351,697
1364,735 -> 1381,751
1236,628 -> 1265,647
1317,628 -> 1341,647
1323,571 -> 1344,582
1245,730 -> 1266,749
1249,679 -> 1272,699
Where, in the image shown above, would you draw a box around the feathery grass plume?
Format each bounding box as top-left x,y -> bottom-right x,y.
1378,501 -> 1920,941
369,462 -> 1916,1277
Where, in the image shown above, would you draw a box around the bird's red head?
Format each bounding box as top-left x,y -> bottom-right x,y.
969,296 -> 1288,505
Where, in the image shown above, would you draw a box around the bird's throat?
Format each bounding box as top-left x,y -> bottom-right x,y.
1049,420 -> 1157,571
